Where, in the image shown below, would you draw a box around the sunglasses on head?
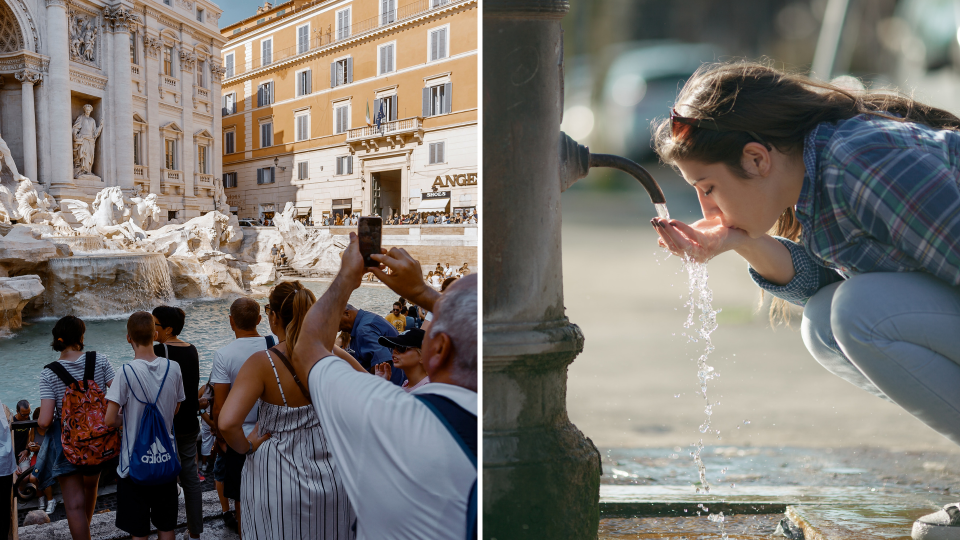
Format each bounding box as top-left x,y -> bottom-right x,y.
670,108 -> 767,146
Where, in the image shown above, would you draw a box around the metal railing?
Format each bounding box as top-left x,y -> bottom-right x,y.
224,0 -> 463,80
347,116 -> 422,140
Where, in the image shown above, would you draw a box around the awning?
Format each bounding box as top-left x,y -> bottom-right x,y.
296,208 -> 311,216
417,197 -> 450,211
295,202 -> 312,208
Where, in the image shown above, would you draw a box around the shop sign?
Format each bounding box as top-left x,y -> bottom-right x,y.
431,173 -> 478,189
424,191 -> 451,199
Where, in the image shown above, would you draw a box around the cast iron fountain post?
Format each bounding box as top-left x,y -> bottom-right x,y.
482,0 -> 602,537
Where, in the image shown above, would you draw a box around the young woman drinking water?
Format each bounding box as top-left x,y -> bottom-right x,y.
650,62 -> 960,540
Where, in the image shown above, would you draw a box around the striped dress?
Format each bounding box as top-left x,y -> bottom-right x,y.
240,351 -> 355,539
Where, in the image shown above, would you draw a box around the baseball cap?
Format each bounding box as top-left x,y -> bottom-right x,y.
378,329 -> 425,349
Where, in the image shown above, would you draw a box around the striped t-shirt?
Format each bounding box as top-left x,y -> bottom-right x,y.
38,353 -> 116,411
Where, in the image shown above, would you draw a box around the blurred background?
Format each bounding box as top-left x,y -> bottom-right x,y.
559,0 -> 960,455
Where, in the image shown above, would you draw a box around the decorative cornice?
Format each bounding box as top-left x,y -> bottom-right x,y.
12,0 -> 40,52
69,69 -> 107,90
0,52 -> 50,75
104,5 -> 143,33
210,63 -> 225,82
15,68 -> 41,85
44,0 -> 67,8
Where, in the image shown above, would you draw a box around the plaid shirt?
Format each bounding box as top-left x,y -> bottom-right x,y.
750,114 -> 960,305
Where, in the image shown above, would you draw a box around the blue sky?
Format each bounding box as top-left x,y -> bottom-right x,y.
218,0 -> 284,29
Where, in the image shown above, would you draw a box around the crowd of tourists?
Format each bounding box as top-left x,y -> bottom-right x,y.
0,236 -> 477,540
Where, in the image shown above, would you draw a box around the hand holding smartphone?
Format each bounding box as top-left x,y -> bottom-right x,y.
357,217 -> 382,268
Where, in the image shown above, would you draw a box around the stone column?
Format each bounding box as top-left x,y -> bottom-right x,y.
212,60 -> 225,206
45,0 -> 73,188
180,47 -> 196,216
104,6 -> 141,192
144,33 -> 162,196
483,0 -> 602,538
15,70 -> 41,184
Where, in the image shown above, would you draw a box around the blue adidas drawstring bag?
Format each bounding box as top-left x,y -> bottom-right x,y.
120,359 -> 181,485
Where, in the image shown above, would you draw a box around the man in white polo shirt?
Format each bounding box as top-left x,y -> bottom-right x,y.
293,235 -> 477,540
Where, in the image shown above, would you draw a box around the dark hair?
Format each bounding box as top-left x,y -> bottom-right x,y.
393,302 -> 401,309
152,305 -> 186,336
441,276 -> 458,291
127,311 -> 156,347
401,306 -> 408,315
230,297 -> 261,331
51,315 -> 85,352
16,400 -> 28,413
653,61 -> 960,324
268,281 -> 316,356
32,408 -> 40,420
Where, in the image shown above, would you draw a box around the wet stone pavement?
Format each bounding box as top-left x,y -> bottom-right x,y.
598,446 -> 960,539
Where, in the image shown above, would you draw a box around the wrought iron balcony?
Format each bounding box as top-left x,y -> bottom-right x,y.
346,116 -> 423,153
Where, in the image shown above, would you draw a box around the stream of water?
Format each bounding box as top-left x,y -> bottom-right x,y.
657,202 -> 727,539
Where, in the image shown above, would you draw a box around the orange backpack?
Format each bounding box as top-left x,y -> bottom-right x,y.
45,352 -> 121,466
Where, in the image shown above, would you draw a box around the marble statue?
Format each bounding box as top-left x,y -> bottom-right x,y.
213,176 -> 228,213
69,13 -> 98,64
72,105 -> 103,179
61,186 -> 144,240
125,193 -> 161,231
15,176 -> 52,224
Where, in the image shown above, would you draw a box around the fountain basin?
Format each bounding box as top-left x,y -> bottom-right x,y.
44,253 -> 175,317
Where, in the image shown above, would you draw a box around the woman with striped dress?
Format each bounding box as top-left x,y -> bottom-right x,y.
219,281 -> 361,538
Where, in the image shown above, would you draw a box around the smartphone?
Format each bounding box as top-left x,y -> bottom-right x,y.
357,217 -> 382,268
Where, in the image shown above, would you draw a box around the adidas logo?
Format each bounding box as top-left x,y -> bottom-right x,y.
141,437 -> 173,464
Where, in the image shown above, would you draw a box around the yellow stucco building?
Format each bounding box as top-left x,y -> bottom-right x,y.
220,0 -> 477,224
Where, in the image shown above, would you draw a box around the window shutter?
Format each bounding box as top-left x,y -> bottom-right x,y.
429,143 -> 436,164
270,167 -> 275,183
331,62 -> 336,88
438,142 -> 444,163
336,157 -> 342,175
346,57 -> 353,83
430,31 -> 437,61
387,45 -> 394,72
379,46 -> 386,74
268,82 -> 274,104
257,85 -> 263,107
390,95 -> 398,121
439,29 -> 447,58
443,82 -> 452,114
347,157 -> 352,174
373,98 -> 381,123
422,87 -> 430,117
305,70 -> 312,94
257,168 -> 263,184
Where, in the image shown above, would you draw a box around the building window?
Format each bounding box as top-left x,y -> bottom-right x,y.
257,81 -> 274,107
163,46 -> 174,75
297,69 -> 312,97
197,7 -> 204,22
224,131 -> 235,154
257,167 -> 276,184
197,60 -> 205,87
297,24 -> 310,54
130,32 -> 138,65
429,141 -> 445,164
222,93 -> 237,116
165,139 -> 177,170
223,172 -> 238,188
297,161 -> 309,180
336,8 -> 350,40
261,38 -> 273,67
198,145 -> 208,174
133,132 -> 142,165
381,0 -> 396,25
336,156 -> 352,175
373,95 -> 397,123
429,27 -> 448,62
378,43 -> 395,75
330,58 -> 352,87
163,0 -> 171,5
260,122 -> 273,147
334,105 -> 349,134
225,53 -> 235,78
431,0 -> 448,7
423,82 -> 452,116
295,113 -> 310,142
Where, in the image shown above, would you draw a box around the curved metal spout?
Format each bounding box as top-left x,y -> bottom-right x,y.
559,131 -> 666,205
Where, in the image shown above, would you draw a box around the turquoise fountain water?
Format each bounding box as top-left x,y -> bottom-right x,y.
0,281 -> 397,408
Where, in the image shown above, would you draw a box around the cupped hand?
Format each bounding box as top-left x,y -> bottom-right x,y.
652,217 -> 749,263
374,362 -> 392,381
369,247 -> 440,311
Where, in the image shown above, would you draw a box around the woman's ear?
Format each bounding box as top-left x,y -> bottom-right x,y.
741,142 -> 771,177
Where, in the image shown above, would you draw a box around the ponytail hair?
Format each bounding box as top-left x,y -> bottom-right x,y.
268,280 -> 316,355
652,60 -> 960,325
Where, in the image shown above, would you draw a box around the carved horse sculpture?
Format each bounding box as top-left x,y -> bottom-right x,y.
61,187 -> 145,240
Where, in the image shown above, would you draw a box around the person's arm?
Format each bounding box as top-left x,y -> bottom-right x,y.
212,383 -> 229,435
38,399 -> 54,430
292,233 -> 366,384
219,355 -> 269,453
105,401 -> 122,428
369,247 -> 441,312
